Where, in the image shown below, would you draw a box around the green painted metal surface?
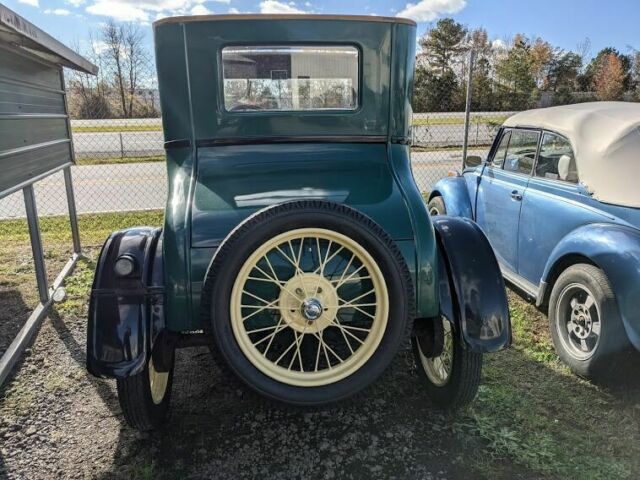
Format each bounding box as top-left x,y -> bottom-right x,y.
153,15 -> 439,331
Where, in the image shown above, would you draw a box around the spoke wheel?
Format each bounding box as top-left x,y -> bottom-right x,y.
231,228 -> 389,387
416,316 -> 454,387
148,357 -> 170,405
203,201 -> 414,406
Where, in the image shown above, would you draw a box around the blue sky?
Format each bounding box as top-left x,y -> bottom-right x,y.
3,0 -> 638,59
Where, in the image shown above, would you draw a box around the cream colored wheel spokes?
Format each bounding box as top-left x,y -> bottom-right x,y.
417,317 -> 454,387
230,228 -> 389,387
148,357 -> 169,405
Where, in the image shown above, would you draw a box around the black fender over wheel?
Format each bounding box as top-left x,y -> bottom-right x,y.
200,200 -> 414,406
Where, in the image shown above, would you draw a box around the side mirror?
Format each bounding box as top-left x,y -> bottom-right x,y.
464,155 -> 483,169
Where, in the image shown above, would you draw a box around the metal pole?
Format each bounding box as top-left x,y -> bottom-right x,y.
462,49 -> 476,166
63,167 -> 81,254
23,185 -> 49,304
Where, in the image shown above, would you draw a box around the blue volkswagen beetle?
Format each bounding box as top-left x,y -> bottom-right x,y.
429,102 -> 640,378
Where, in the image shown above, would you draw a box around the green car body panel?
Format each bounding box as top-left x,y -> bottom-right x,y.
152,15 -> 438,332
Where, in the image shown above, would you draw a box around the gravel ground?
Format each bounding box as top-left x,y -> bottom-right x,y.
0,301 -> 523,480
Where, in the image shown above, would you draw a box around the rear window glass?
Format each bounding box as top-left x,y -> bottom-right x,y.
222,45 -> 359,112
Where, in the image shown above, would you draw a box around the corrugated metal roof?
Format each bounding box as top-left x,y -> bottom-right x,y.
0,3 -> 97,74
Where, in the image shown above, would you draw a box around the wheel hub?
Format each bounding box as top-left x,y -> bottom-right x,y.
571,304 -> 593,339
278,273 -> 338,333
302,298 -> 323,320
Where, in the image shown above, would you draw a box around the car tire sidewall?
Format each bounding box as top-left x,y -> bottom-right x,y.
548,264 -> 627,378
208,204 -> 412,406
428,196 -> 446,216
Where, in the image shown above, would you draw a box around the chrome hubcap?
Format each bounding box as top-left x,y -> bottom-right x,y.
556,283 -> 601,360
302,298 -> 323,321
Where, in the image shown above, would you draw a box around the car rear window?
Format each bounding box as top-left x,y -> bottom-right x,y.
222,45 -> 359,112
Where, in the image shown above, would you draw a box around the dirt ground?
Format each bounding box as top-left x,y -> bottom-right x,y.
0,293 -> 508,480
1,213 -> 639,479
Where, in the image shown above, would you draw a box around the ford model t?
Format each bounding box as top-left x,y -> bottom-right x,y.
87,14 -> 510,430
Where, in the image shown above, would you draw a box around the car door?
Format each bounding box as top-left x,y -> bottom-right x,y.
475,128 -> 540,272
517,131 -> 612,288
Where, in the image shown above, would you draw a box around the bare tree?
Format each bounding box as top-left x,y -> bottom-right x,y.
101,20 -> 145,118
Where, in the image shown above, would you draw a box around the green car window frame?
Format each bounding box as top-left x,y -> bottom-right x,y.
221,45 -> 360,113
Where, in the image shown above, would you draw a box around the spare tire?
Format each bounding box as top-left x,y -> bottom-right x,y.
201,200 -> 414,406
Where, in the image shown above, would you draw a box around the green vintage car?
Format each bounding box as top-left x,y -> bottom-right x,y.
87,14 -> 511,431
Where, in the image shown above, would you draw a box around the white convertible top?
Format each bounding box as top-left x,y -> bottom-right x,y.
504,102 -> 640,208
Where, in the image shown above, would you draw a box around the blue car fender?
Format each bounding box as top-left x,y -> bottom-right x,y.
542,223 -> 640,350
432,216 -> 511,353
429,176 -> 473,219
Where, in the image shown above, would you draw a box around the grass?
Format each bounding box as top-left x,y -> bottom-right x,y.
452,290 -> 640,479
75,155 -> 165,166
1,209 -> 639,479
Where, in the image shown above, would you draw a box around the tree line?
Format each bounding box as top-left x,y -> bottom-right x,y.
67,17 -> 640,119
413,18 -> 640,112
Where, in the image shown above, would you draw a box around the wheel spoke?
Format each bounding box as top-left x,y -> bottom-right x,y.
338,324 -> 372,333
256,318 -> 286,350
340,288 -> 376,306
275,336 -> 299,366
333,264 -> 367,289
241,300 -> 280,322
584,295 -> 595,310
580,338 -> 589,352
242,290 -> 276,306
570,298 -> 578,309
332,319 -> 364,348
246,324 -> 282,335
591,321 -> 601,336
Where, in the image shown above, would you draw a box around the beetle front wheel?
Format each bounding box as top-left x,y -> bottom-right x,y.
413,316 -> 482,409
203,201 -> 414,406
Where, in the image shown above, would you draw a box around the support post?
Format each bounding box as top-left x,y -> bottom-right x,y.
23,185 -> 49,305
462,49 -> 476,167
64,167 -> 81,254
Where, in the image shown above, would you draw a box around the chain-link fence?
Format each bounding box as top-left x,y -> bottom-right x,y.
0,50 -> 535,220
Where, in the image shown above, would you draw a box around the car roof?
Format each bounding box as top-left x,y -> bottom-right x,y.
503,102 -> 640,208
154,13 -> 416,27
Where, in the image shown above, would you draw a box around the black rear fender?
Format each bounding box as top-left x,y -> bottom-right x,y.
87,227 -> 165,379
433,216 -> 511,353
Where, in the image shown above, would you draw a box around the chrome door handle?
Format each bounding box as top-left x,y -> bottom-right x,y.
510,190 -> 522,201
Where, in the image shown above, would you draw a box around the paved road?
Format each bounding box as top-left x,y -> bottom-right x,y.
0,150 -> 487,219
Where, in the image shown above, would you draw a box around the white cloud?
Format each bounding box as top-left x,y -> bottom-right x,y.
190,3 -> 211,14
397,0 -> 466,22
212,0 -> 231,3
85,1 -> 222,22
86,1 -> 149,22
18,0 -> 38,7
44,8 -> 72,15
65,0 -> 85,6
228,7 -> 240,13
259,0 -> 306,14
